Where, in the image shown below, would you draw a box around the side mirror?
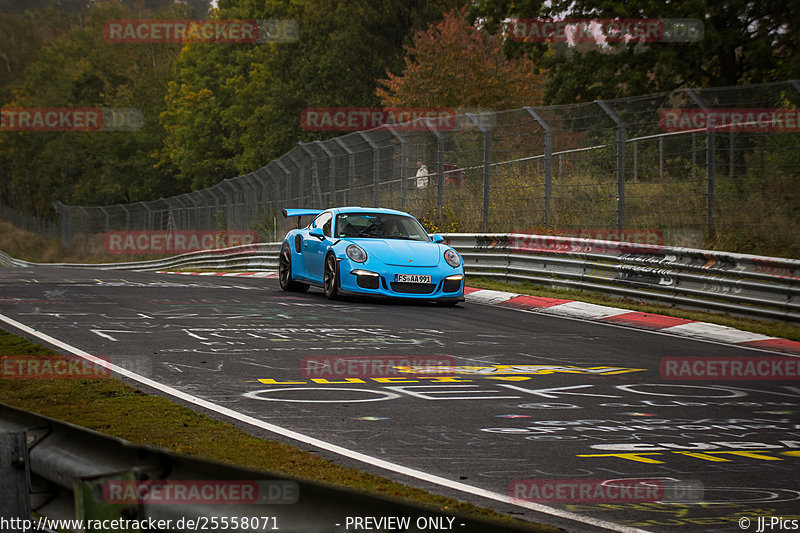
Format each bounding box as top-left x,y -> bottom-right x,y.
431,234 -> 444,243
309,227 -> 326,240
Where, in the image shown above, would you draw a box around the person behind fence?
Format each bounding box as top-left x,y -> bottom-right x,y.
416,160 -> 429,189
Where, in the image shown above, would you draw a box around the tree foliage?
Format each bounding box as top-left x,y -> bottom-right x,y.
158,0 -> 463,189
0,0 -> 199,214
470,0 -> 800,103
376,8 -> 545,109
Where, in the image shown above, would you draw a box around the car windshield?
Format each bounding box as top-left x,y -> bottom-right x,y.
335,213 -> 430,241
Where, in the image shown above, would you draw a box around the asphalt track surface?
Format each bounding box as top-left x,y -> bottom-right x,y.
1,265 -> 799,533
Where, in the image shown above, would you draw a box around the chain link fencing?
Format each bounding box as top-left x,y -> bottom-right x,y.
2,80 -> 798,259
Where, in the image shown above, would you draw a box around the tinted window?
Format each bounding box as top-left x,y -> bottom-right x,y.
335,212 -> 429,241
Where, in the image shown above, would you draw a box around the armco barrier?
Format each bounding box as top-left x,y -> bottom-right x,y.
446,233 -> 800,322
2,234 -> 799,321
0,403 -> 530,533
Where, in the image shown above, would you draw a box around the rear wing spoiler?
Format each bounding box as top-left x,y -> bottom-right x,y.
282,209 -> 324,219
282,208 -> 324,228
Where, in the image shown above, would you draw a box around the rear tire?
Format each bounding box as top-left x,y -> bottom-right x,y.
279,243 -> 309,292
323,254 -> 339,299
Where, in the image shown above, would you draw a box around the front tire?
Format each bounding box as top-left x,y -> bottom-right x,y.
279,243 -> 309,292
323,254 -> 339,299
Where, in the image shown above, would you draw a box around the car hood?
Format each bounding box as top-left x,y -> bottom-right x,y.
361,240 -> 441,267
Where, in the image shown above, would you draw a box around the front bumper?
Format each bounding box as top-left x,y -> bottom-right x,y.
338,258 -> 464,301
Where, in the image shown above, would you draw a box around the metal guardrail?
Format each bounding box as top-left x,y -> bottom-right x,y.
0,244 -> 281,272
447,234 -> 800,322
0,403 -> 529,533
2,234 -> 799,322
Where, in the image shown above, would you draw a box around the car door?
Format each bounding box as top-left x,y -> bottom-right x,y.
302,211 -> 332,281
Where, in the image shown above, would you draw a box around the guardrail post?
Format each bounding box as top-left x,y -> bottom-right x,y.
687,89 -> 715,236
466,113 -> 492,232
596,100 -> 626,230
524,107 -> 551,227
333,138 -> 356,205
357,132 -> 381,207
388,129 -> 409,210
0,431 -> 31,521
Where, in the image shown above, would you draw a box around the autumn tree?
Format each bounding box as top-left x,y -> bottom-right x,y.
376,8 -> 545,109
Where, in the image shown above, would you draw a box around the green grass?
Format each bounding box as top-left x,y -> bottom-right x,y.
0,329 -> 555,532
468,276 -> 800,341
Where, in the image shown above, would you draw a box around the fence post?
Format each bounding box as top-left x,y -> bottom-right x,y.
466,113 -> 492,232
298,142 -> 324,208
687,89 -> 715,235
357,132 -> 381,207
729,130 -> 734,178
333,138 -> 356,205
315,141 -> 337,207
524,107 -> 551,227
388,130 -> 409,211
276,161 -> 292,210
182,193 -> 199,231
53,201 -> 70,246
99,207 -> 110,234
424,124 -> 446,228
265,164 -> 283,223
633,140 -> 638,181
197,189 -> 214,231
596,100 -> 626,231
220,180 -> 238,229
286,152 -> 305,208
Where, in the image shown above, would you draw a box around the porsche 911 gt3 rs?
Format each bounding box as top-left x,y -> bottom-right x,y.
278,207 -> 464,304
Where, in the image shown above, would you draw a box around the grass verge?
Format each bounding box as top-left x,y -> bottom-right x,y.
467,277 -> 800,341
0,329 -> 555,532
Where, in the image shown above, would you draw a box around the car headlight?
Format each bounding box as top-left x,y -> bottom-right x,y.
346,244 -> 367,263
444,249 -> 461,268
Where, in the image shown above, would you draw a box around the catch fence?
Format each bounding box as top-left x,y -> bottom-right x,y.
15,80 -> 800,258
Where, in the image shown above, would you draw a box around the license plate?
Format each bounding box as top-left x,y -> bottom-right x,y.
394,274 -> 431,283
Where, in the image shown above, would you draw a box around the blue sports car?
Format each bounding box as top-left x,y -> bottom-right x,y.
278,207 -> 464,304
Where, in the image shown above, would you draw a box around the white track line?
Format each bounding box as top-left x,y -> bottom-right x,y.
0,312 -> 648,533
